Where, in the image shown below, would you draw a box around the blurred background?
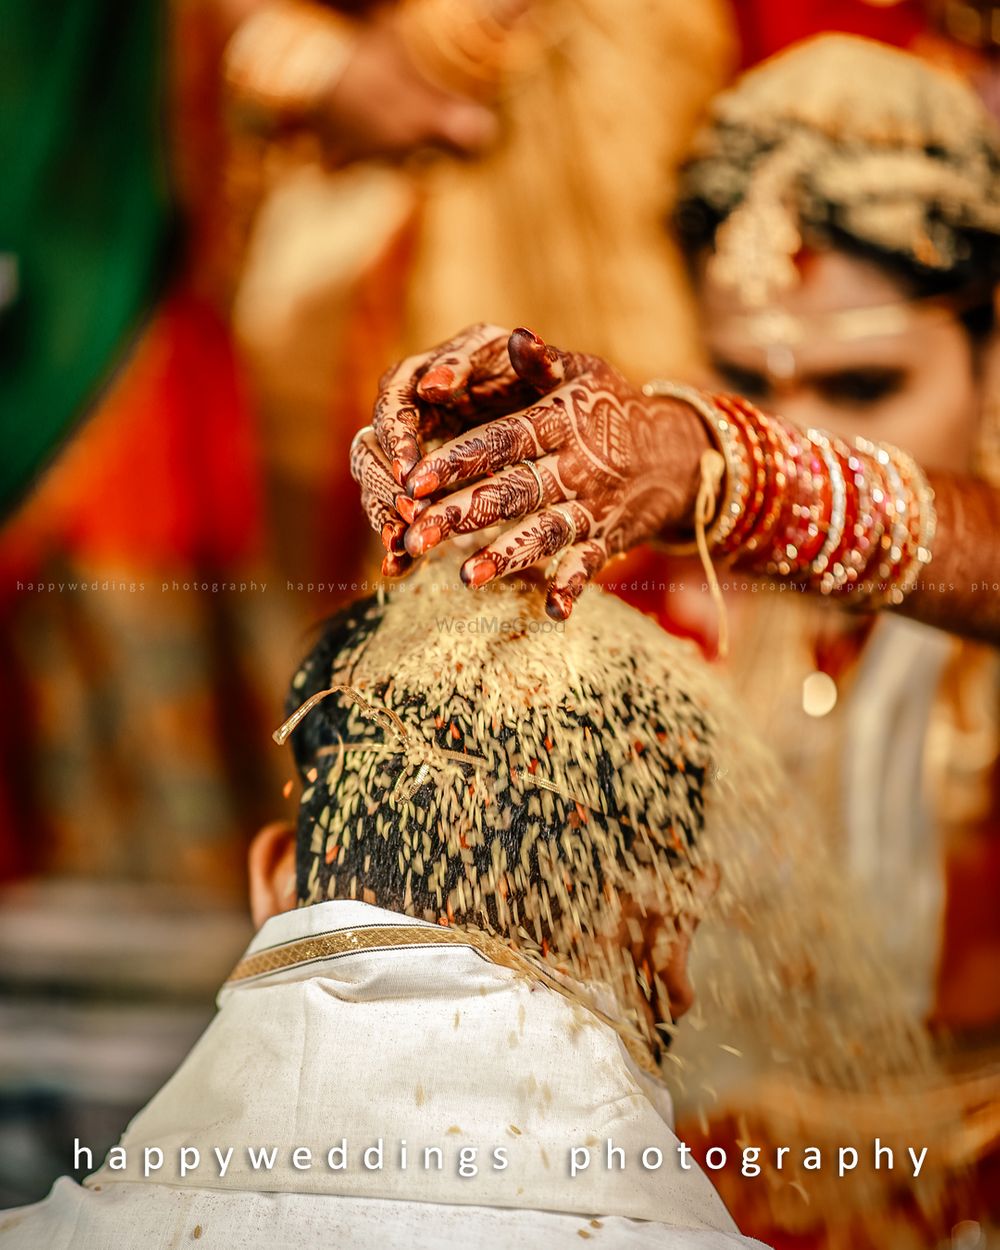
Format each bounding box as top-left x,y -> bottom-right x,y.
2,1 -> 999,1245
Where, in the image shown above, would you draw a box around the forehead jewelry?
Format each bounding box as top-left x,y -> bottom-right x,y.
715,290 -> 986,354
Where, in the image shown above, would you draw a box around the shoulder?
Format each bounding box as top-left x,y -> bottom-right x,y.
0,1177 -> 89,1250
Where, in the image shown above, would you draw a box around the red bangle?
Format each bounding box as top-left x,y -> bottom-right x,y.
643,383 -> 935,607
711,394 -> 768,554
756,425 -> 832,576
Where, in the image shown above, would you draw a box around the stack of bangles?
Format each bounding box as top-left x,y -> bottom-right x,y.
643,381 -> 936,608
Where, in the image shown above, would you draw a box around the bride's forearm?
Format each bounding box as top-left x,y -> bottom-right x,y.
895,473 -> 1000,644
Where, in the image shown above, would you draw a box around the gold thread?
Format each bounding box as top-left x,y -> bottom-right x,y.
273,685 -> 409,747
279,685 -> 596,816
693,450 -> 729,660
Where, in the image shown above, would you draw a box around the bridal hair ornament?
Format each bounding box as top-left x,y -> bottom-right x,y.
678,34 -> 1000,307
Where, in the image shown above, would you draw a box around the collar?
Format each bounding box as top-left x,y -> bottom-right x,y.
221,900 -> 662,1077
222,899 -> 526,994
90,900 -> 737,1233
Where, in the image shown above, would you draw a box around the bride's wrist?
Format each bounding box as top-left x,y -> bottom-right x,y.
642,383 -> 728,547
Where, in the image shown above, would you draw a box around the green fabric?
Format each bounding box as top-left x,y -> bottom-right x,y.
0,0 -> 174,516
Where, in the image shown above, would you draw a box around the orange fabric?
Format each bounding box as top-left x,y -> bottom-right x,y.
0,283 -> 262,884
0,284 -> 262,578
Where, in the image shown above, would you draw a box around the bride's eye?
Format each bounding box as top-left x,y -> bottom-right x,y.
712,359 -> 773,404
815,367 -> 906,408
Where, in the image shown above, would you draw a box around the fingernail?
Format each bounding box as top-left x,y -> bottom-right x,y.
382,522 -> 407,555
407,524 -> 442,557
509,327 -> 564,388
381,552 -> 409,578
546,591 -> 571,621
462,556 -> 497,588
392,458 -> 406,486
418,366 -> 456,401
410,469 -> 440,500
395,494 -> 426,525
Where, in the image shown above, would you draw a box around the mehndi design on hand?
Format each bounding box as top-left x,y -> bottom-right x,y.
352,324 -> 707,616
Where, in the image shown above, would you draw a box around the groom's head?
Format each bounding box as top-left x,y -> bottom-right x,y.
251,555 -> 749,1033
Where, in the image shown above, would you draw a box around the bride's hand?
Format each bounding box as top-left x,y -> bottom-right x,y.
352,324 -> 709,617
352,323 -> 551,577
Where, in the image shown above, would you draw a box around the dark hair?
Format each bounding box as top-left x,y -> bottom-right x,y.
285,594 -> 710,926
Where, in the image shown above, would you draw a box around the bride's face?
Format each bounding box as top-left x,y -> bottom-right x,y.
698,248 -> 994,473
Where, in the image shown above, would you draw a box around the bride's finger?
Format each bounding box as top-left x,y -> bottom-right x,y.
405,391 -> 573,500
351,427 -> 405,535
458,501 -> 591,587
373,325 -> 534,486
403,454 -> 570,557
372,355 -> 435,485
381,549 -> 412,579
414,322 -> 519,412
507,327 -> 603,390
545,539 -> 607,620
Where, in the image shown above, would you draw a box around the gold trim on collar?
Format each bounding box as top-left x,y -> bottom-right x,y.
226,922 -> 524,984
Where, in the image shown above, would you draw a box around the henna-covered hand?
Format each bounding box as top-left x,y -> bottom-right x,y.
350,424 -> 412,578
352,323 -> 562,578
352,324 -> 710,615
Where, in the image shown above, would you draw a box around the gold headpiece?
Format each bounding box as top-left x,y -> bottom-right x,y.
680,34 -> 1000,306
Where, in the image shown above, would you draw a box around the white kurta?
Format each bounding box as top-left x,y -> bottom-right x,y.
0,899 -> 770,1249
